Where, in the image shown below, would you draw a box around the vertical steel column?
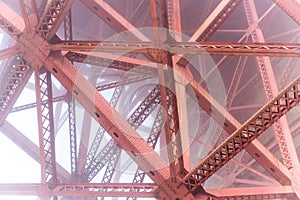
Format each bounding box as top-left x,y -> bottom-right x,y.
63,6 -> 78,178
167,0 -> 191,173
64,8 -> 73,41
35,69 -> 57,188
159,81 -> 181,181
67,94 -> 78,177
159,0 -> 184,181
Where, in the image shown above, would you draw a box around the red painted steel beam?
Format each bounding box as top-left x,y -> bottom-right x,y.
43,52 -> 192,199
0,57 -> 33,125
68,45 -> 292,185
149,0 -> 160,29
35,70 -> 58,186
176,0 -> 243,70
190,0 -> 243,42
63,44 -> 292,186
0,46 -> 21,60
79,0 -> 148,41
4,6 -> 176,188
197,3 -> 280,89
207,186 -> 296,199
53,41 -> 300,57
150,0 -> 183,178
244,0 -> 300,177
96,75 -> 152,91
0,2 -> 24,40
18,0 -> 33,34
62,32 -> 297,188
83,85 -> 162,182
166,0 -> 181,36
231,158 -> 280,185
273,0 -> 300,24
98,86 -> 124,189
128,107 -> 164,200
62,5 -> 78,178
67,96 -> 78,176
65,51 -> 159,76
182,73 -> 300,193
30,0 -> 39,22
80,128 -> 105,179
35,0 -> 74,40
0,183 -> 157,198
81,138 -> 116,182
164,0 -> 192,174
76,76 -> 97,177
158,69 -> 180,181
0,0 -> 296,198
184,77 -> 292,186
79,0 -> 158,66
81,86 -> 122,183
63,9 -> 73,41
127,85 -> 161,129
0,4 -> 33,125
53,183 -> 157,198
244,3 -> 300,197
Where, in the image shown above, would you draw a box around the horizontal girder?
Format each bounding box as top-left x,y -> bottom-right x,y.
53,183 -> 157,197
207,186 -> 296,199
0,183 -> 157,198
53,41 -> 300,57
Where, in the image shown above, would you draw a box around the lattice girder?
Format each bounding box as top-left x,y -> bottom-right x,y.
0,57 -> 32,123
83,84 -> 162,182
182,74 -> 300,193
54,40 -> 300,57
35,70 -> 58,186
36,0 -> 74,40
0,0 -> 299,199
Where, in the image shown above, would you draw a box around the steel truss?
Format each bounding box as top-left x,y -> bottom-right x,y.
183,73 -> 300,192
35,70 -> 58,186
0,0 -> 299,199
53,41 -> 300,57
0,183 -> 157,198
